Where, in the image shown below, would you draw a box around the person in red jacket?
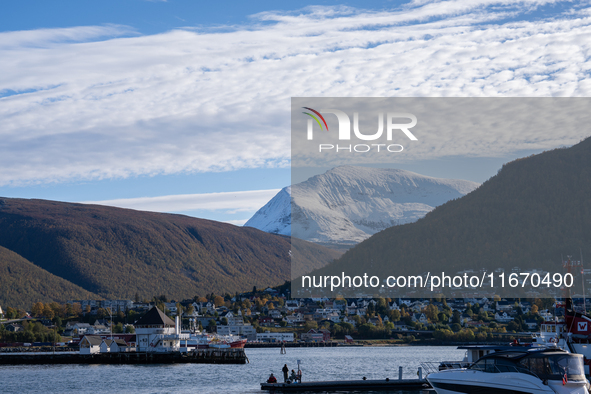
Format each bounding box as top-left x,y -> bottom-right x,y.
267,373 -> 277,383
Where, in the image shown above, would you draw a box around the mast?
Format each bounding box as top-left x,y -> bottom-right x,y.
581,249 -> 586,315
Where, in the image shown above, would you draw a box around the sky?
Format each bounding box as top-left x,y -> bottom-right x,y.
1,0 -> 591,225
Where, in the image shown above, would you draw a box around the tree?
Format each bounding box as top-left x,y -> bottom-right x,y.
97,308 -> 108,319
125,325 -> 135,333
72,303 -> 82,317
43,304 -> 55,319
424,304 -> 439,322
304,320 -> 318,331
391,310 -> 401,322
32,302 -> 44,318
213,296 -> 225,307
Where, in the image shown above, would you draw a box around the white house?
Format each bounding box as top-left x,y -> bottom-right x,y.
217,324 -> 257,341
68,322 -> 92,335
283,313 -> 304,326
495,312 -> 513,323
326,312 -> 341,323
135,307 -> 181,353
257,332 -> 295,342
100,339 -> 113,353
223,312 -> 245,326
110,339 -> 130,353
79,335 -> 102,354
412,313 -> 428,324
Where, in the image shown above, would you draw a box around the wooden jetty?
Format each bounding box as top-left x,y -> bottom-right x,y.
0,348 -> 248,365
261,378 -> 431,392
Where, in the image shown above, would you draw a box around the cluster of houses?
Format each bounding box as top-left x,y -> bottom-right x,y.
65,294 -> 558,335
5,289 -> 583,346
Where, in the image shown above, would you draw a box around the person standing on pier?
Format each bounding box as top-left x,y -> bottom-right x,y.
282,364 -> 289,382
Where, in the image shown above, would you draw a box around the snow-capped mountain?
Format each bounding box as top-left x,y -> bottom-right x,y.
245,166 -> 480,247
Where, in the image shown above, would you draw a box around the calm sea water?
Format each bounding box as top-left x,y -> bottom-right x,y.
2,346 -> 465,394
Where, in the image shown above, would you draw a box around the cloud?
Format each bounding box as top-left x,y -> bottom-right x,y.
1,1 -> 591,186
81,188 -> 281,214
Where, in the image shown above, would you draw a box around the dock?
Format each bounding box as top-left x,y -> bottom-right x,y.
261,378 -> 431,392
0,348 -> 248,365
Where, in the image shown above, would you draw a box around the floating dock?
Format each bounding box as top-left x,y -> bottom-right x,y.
261,378 -> 431,392
0,348 -> 248,365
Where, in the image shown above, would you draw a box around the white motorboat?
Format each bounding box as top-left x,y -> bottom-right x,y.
427,348 -> 590,394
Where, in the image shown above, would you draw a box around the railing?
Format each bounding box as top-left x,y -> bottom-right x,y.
420,361 -> 472,376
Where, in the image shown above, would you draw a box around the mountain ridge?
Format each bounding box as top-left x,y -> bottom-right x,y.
246,166 -> 480,247
0,197 -> 340,303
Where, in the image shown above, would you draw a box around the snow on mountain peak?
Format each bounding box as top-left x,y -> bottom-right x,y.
245,166 -> 480,247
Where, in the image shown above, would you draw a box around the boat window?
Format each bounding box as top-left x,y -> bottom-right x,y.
520,356 -> 551,378
470,358 -> 521,373
547,355 -> 585,380
519,354 -> 585,381
471,359 -> 494,372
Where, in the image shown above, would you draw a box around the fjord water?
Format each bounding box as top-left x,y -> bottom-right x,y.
3,346 -> 464,394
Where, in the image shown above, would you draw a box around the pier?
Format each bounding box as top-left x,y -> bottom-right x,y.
246,342 -> 339,348
261,378 -> 430,392
0,348 -> 248,365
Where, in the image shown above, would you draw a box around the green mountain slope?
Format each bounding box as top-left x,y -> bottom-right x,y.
0,245 -> 99,309
0,198 -> 340,301
314,137 -> 591,278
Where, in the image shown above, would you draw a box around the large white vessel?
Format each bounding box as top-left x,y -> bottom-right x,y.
427,348 -> 589,394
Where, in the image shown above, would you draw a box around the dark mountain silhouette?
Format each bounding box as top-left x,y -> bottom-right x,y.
0,198 -> 340,303
309,137 -> 591,281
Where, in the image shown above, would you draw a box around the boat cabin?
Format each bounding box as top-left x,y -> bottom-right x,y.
470,349 -> 585,382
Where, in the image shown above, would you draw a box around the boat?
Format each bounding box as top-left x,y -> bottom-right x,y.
427,348 -> 590,394
180,333 -> 247,349
531,298 -> 591,374
436,343 -> 544,371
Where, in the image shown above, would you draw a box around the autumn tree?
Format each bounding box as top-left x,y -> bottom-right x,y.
32,302 -> 44,317
424,304 -> 439,322
213,296 -> 225,307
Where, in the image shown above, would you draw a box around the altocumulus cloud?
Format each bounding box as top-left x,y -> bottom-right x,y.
1,0 -> 591,186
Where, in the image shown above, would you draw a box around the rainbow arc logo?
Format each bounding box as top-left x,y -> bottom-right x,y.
302,107 -> 328,131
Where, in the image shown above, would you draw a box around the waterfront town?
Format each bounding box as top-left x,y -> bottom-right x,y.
0,284 -> 574,349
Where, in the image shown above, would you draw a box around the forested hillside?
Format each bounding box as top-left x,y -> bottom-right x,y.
0,198 -> 340,302
0,245 -> 99,309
